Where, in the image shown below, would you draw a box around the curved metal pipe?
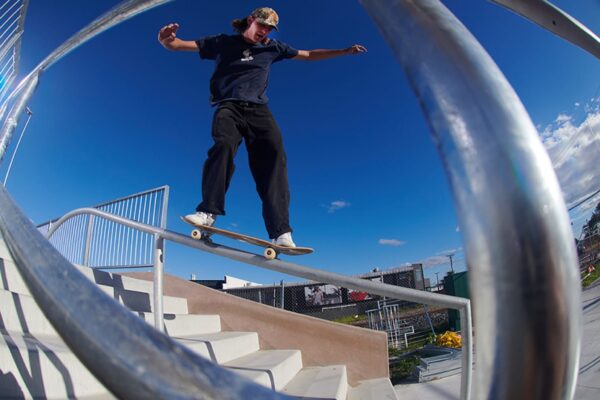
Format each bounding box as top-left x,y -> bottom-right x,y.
360,0 -> 581,399
0,186 -> 290,399
49,207 -> 471,309
492,0 -> 600,60
0,0 -> 172,163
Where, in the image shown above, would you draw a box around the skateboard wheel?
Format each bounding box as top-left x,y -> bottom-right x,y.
264,248 -> 277,260
191,229 -> 202,239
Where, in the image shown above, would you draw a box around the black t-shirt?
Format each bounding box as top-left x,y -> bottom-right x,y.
195,34 -> 298,105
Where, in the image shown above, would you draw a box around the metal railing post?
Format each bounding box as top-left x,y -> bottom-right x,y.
153,233 -> 164,332
83,214 -> 94,266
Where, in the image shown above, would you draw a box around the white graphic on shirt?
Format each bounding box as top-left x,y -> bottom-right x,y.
241,49 -> 254,62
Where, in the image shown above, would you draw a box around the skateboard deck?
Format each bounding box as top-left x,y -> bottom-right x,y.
181,216 -> 313,259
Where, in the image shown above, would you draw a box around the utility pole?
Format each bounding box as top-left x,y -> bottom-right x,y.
447,254 -> 455,273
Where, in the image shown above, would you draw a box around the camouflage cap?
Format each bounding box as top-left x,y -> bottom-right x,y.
251,7 -> 279,31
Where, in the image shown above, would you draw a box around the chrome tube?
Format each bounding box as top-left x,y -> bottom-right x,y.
153,234 -> 164,332
0,71 -> 37,160
360,0 -> 581,399
49,208 -> 471,310
0,186 -> 291,399
492,0 -> 600,60
0,0 -> 172,163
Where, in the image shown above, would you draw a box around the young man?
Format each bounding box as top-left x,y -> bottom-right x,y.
159,7 -> 366,247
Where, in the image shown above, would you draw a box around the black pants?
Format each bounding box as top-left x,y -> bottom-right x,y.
196,101 -> 292,239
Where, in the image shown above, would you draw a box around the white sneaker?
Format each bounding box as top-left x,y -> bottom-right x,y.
273,232 -> 296,248
184,211 -> 216,227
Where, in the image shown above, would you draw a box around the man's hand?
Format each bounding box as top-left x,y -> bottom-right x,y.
158,23 -> 180,45
157,23 -> 198,52
345,44 -> 368,55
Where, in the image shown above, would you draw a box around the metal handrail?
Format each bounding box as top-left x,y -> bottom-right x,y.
492,0 -> 600,60
0,185 -> 291,400
361,1 -> 582,399
38,185 -> 169,270
47,206 -> 473,397
0,0 -> 174,163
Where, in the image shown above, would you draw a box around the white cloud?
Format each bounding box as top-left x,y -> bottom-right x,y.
421,255 -> 450,268
417,248 -> 462,268
327,200 -> 350,213
555,113 -> 572,123
378,238 -> 405,247
541,98 -> 600,207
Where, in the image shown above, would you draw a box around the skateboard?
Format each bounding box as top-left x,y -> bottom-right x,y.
181,216 -> 313,260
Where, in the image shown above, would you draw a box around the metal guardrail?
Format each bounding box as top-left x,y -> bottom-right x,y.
0,0 -> 174,164
46,205 -> 473,399
39,186 -> 169,269
361,0 -> 582,399
492,0 -> 600,60
0,186 -> 291,400
0,0 -> 28,118
40,186 -> 169,332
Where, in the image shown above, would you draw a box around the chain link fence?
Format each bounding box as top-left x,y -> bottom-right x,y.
219,264 -> 450,348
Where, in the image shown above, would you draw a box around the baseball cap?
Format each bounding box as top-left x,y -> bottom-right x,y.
251,7 -> 279,31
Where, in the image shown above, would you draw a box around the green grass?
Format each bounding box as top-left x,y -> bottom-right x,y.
389,355 -> 420,384
332,314 -> 367,324
582,264 -> 600,288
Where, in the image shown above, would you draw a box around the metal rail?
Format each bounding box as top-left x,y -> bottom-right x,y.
39,186 -> 169,269
492,0 -> 600,60
48,205 -> 473,397
0,0 -> 173,164
360,0 -> 581,399
0,0 -> 28,113
0,187 -> 291,399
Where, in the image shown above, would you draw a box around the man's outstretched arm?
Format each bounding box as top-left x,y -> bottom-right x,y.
293,45 -> 367,61
158,23 -> 199,51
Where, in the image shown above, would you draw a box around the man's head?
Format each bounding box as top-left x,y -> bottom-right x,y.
250,7 -> 279,31
232,7 -> 279,44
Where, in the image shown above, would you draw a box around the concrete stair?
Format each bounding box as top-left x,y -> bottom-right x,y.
0,236 -> 398,399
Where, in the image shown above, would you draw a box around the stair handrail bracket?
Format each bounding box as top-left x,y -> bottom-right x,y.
360,1 -> 582,399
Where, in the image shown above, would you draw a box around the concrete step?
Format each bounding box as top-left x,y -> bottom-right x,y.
0,254 -> 188,314
0,287 -> 205,338
0,233 -> 154,296
0,331 -> 114,399
74,264 -> 155,293
347,378 -> 399,400
224,349 -> 303,391
0,258 -> 30,296
0,239 -> 187,314
282,365 -> 348,400
97,284 -> 188,314
0,289 -> 58,336
174,331 -> 260,364
136,312 -> 222,336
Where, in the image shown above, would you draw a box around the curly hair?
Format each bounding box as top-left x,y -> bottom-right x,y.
231,16 -> 249,33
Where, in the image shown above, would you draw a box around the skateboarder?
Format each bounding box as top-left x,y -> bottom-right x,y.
159,7 -> 367,247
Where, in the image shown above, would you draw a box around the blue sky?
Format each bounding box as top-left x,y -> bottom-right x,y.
4,1 -> 600,285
